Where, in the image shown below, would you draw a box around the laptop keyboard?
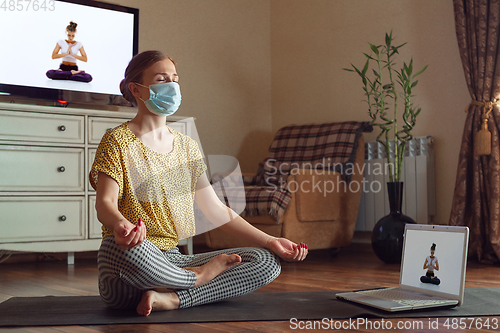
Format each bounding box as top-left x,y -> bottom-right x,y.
357,288 -> 451,306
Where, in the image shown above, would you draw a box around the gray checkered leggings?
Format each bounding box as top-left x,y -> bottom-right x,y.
97,235 -> 281,310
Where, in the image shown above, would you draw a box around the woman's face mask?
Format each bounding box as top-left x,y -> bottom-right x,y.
135,82 -> 182,116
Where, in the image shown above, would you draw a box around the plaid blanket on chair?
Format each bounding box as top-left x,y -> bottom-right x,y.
213,122 -> 372,223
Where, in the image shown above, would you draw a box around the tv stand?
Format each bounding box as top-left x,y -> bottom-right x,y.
0,102 -> 194,264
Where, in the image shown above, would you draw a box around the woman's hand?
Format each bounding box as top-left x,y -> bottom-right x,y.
266,237 -> 308,262
113,218 -> 146,249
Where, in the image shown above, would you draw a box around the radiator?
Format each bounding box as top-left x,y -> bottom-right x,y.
355,136 -> 435,231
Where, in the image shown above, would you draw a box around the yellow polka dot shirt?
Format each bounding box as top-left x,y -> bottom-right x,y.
89,122 -> 207,251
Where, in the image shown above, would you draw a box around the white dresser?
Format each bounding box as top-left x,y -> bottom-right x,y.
0,102 -> 193,263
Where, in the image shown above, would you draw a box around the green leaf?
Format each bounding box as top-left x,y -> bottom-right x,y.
343,68 -> 354,72
413,65 -> 428,78
352,64 -> 362,76
411,80 -> 419,88
372,69 -> 379,77
401,71 -> 407,81
395,42 -> 407,49
363,53 -> 375,60
369,43 -> 380,56
362,59 -> 369,75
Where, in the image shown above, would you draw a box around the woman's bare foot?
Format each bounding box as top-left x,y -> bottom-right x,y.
185,254 -> 241,287
136,290 -> 179,316
136,254 -> 241,315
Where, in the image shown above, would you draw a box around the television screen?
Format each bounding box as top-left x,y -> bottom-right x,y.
0,0 -> 138,105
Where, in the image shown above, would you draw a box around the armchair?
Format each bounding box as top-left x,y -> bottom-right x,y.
204,121 -> 372,250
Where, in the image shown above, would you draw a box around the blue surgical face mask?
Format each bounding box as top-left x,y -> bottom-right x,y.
135,82 -> 182,116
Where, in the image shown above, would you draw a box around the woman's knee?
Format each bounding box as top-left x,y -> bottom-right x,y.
46,69 -> 69,79
98,235 -> 149,272
70,73 -> 92,82
263,249 -> 281,284
243,247 -> 281,285
99,275 -> 142,310
99,235 -> 158,266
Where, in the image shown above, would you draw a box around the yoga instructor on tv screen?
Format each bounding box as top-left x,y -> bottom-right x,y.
46,21 -> 92,83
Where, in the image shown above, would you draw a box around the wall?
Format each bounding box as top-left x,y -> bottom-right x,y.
113,0 -> 273,174
270,0 -> 470,225
112,0 -> 469,226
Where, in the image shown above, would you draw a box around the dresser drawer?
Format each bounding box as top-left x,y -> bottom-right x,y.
88,117 -> 131,145
0,196 -> 85,243
0,146 -> 84,191
88,195 -> 102,239
0,110 -> 84,144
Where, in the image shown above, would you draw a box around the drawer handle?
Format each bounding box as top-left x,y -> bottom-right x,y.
59,215 -> 67,222
58,166 -> 66,172
58,125 -> 66,132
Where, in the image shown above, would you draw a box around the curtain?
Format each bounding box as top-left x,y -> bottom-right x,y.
450,0 -> 500,263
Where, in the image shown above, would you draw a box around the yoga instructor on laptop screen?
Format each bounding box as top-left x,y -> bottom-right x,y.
336,224 -> 469,312
89,50 -> 308,317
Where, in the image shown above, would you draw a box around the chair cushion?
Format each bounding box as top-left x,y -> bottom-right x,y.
293,171 -> 342,222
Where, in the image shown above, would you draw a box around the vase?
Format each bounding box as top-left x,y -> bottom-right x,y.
371,182 -> 416,264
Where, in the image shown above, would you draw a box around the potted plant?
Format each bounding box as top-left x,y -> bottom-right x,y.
344,31 -> 427,263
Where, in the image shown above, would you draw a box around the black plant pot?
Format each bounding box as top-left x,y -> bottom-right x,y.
371,182 -> 416,264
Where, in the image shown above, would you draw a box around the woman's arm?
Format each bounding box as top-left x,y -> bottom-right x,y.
423,258 -> 429,269
95,171 -> 145,249
69,45 -> 87,62
194,173 -> 307,261
51,43 -> 67,59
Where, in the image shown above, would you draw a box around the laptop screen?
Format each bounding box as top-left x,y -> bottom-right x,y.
400,226 -> 468,297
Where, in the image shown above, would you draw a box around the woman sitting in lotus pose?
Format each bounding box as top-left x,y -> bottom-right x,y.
420,243 -> 440,285
46,21 -> 92,83
90,50 -> 308,316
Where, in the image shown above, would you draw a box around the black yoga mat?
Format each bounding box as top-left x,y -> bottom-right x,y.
1,288 -> 499,327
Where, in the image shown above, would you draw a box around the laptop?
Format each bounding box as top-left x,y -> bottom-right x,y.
336,224 -> 469,312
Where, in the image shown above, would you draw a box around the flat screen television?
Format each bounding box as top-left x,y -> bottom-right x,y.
0,0 -> 138,107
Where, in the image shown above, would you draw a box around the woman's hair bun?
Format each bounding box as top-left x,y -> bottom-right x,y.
120,78 -> 136,105
67,21 -> 78,31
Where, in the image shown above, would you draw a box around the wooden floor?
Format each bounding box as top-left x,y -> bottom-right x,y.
1,242 -> 500,332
